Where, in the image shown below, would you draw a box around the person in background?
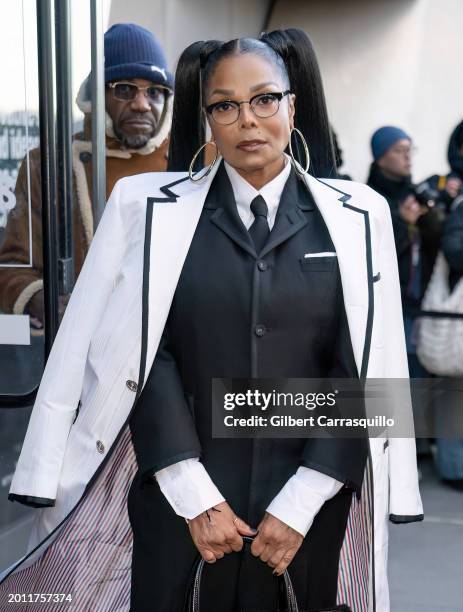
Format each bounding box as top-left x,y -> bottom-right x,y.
367,125 -> 413,207
434,201 -> 463,490
420,120 -> 463,218
367,126 -> 442,378
0,23 -> 173,328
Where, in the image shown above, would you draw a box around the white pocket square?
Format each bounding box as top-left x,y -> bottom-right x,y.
304,252 -> 337,258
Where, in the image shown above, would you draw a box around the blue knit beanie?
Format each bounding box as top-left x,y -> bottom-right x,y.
371,126 -> 411,160
104,23 -> 173,88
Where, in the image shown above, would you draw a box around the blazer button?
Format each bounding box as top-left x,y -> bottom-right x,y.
96,440 -> 105,454
257,260 -> 268,271
126,380 -> 138,392
254,324 -> 267,337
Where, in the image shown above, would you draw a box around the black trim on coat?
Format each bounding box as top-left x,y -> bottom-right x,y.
135,200 -> 154,402
148,174 -> 189,203
314,178 -> 375,380
389,513 -> 424,524
315,177 -> 377,611
8,494 -> 55,508
342,202 -> 374,380
315,178 -> 351,200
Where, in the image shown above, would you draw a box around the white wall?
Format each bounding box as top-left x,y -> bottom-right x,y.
109,0 -> 270,70
269,0 -> 463,182
108,0 -> 463,183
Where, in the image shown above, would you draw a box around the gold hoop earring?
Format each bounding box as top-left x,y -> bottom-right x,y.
288,128 -> 310,176
189,141 -> 219,182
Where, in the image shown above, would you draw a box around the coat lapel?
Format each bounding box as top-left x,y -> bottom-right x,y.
260,168 -> 314,258
304,174 -> 372,378
204,162 -> 256,258
142,163 -> 223,385
206,163 -> 315,259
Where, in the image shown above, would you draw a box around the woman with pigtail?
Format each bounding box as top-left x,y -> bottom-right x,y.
2,29 -> 421,612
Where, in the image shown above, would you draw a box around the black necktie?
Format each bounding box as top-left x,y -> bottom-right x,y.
249,195 -> 270,253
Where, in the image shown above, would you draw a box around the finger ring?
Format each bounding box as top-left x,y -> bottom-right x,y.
283,556 -> 291,562
233,516 -> 239,525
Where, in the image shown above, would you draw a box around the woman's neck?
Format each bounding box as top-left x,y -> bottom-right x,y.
232,155 -> 286,190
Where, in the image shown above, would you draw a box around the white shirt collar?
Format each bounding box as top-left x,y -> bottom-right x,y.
224,156 -> 292,230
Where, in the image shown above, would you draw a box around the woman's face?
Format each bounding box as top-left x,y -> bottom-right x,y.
204,53 -> 295,182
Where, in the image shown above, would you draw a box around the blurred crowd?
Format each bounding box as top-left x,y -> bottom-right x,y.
358,123 -> 463,489
1,23 -> 462,488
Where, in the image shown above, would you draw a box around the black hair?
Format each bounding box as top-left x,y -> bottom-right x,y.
167,28 -> 336,177
262,29 -> 336,177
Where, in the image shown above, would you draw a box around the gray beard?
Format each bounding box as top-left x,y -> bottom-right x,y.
113,126 -> 155,150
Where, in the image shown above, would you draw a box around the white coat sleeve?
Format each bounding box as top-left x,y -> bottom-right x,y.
376,194 -> 424,522
9,179 -> 129,503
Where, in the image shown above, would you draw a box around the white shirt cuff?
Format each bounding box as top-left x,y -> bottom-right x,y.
155,457 -> 225,520
266,467 -> 344,537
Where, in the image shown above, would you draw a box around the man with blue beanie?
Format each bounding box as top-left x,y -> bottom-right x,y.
368,126 -> 413,197
0,24 -> 173,326
368,125 -> 443,419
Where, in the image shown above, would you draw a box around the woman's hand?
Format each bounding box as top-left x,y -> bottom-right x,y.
251,512 -> 303,576
188,501 -> 256,563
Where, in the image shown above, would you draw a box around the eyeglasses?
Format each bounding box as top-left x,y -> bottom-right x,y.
205,90 -> 291,126
390,145 -> 417,156
108,81 -> 171,104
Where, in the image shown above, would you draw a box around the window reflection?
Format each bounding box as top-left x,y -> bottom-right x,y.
0,1 -> 43,394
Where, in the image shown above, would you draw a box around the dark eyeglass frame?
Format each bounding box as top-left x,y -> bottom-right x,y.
205,90 -> 292,125
107,81 -> 172,103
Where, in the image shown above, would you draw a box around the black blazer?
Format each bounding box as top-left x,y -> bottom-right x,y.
130,162 -> 368,525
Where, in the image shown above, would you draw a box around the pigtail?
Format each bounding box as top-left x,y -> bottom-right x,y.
167,40 -> 222,171
261,28 -> 337,178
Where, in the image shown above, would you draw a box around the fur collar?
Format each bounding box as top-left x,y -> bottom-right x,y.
75,77 -> 172,156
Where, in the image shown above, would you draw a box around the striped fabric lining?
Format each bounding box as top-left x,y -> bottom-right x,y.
1,428 -> 373,612
337,462 -> 373,612
0,427 -> 136,612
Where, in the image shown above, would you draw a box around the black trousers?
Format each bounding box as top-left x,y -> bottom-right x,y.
128,472 -> 353,612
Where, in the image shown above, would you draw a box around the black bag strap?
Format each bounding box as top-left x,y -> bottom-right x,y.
187,536 -> 299,612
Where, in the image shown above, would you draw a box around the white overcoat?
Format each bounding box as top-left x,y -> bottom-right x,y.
2,161 -> 423,612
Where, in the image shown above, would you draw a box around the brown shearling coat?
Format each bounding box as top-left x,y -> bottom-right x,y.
0,129 -> 168,315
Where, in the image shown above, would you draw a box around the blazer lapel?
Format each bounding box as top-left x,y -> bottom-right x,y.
205,162 -> 256,258
206,164 -> 313,259
260,168 -> 313,258
304,174 -> 372,378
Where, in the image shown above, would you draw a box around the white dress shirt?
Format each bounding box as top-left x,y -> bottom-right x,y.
155,158 -> 343,536
223,158 -> 291,230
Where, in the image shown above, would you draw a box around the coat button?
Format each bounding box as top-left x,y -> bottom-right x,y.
257,260 -> 268,271
126,380 -> 138,392
96,440 -> 105,454
79,151 -> 92,163
254,324 -> 267,337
